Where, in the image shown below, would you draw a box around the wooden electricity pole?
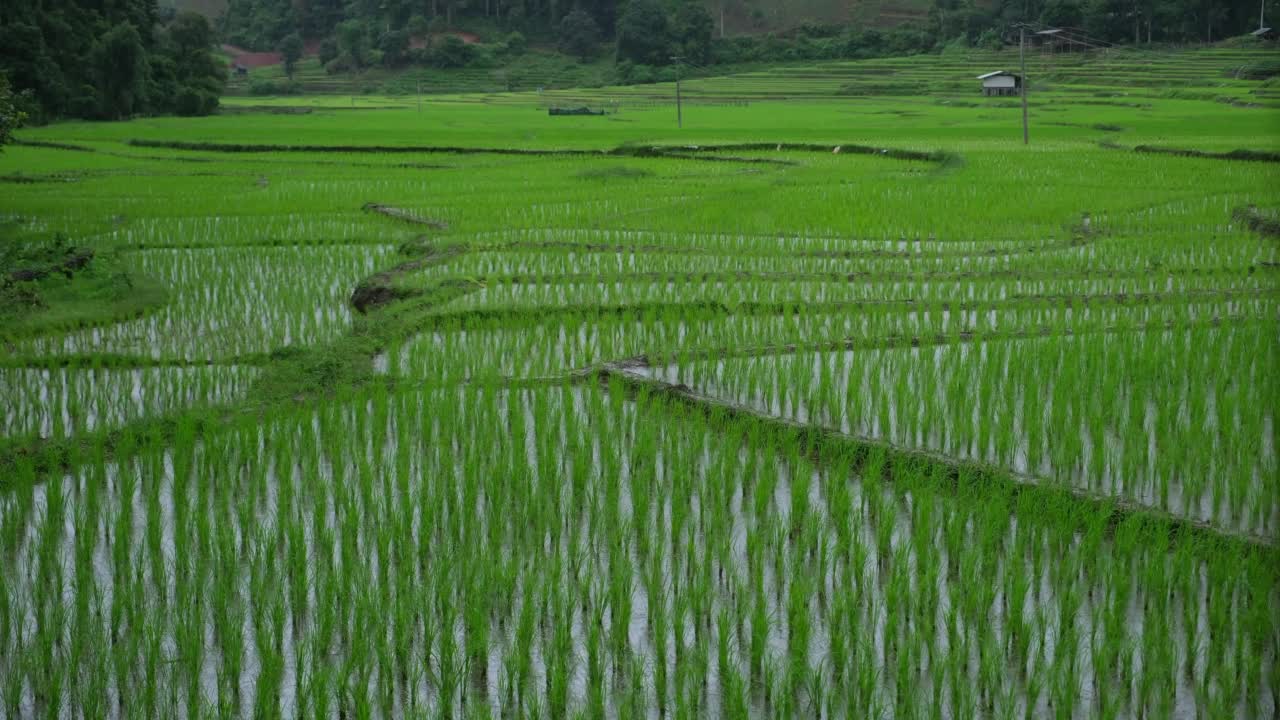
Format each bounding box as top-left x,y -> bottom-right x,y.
672,55 -> 683,128
1020,26 -> 1029,145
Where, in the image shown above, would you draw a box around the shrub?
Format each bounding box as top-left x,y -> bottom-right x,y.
323,56 -> 352,75
1235,58 -> 1280,80
618,63 -> 656,84
975,28 -> 1004,50
941,35 -> 970,56
432,36 -> 474,69
504,31 -> 527,56
248,79 -> 301,96
174,87 -> 219,114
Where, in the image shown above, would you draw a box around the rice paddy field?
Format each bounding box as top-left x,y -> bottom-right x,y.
1,46 -> 1278,719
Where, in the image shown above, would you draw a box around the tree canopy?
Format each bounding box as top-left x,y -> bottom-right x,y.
214,0 -> 1277,88
0,0 -> 225,122
0,73 -> 25,150
559,9 -> 603,61
1,0 -> 1271,119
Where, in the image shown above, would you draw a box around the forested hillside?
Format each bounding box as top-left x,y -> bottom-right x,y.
1,0 -> 1272,123
0,0 -> 226,122
207,0 -> 1273,100
213,0 -> 1272,57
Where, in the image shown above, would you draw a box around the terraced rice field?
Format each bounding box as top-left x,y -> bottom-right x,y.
1,47 -> 1277,719
226,45 -> 1280,120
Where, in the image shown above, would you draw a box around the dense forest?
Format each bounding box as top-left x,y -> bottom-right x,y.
0,0 -> 1271,123
218,0 -> 1273,67
0,75 -> 23,149
0,0 -> 225,122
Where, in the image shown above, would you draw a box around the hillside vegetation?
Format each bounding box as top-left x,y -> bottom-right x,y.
223,42 -> 1280,120
5,0 -> 1274,123
179,0 -> 934,35
0,1 -> 227,122
212,0 -> 1275,94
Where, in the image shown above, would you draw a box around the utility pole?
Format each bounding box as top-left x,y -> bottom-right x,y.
1019,25 -> 1029,145
671,55 -> 683,129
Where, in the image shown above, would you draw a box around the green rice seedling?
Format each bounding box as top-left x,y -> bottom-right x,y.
1,63 -> 1278,719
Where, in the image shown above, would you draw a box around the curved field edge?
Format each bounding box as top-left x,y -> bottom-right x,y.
1,254 -> 1272,555
124,138 -> 953,165
0,264 -> 171,344
594,364 -> 1276,553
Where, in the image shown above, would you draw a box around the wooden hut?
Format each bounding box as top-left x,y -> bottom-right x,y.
977,71 -> 1022,97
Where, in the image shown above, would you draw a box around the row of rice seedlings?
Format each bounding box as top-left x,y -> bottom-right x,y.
645,321 -> 1278,536
96,215 -> 405,249
391,293 -> 1276,382
14,245 -> 395,361
6,104 -> 1276,246
597,148 -> 1280,241
1,384 -> 1274,717
468,227 -> 1067,257
404,228 -> 1276,288
398,246 -> 1123,282
1097,191 -> 1280,236
0,366 -> 260,440
437,270 -> 1275,313
5,159 -> 1273,277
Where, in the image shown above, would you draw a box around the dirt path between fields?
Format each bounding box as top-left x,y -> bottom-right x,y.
350,242 -> 466,313
362,203 -> 450,229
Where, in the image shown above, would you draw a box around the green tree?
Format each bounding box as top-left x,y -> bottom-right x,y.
559,9 -> 602,61
0,0 -> 223,120
220,0 -> 294,50
318,38 -> 340,65
505,31 -> 528,55
1041,0 -> 1085,26
671,2 -> 713,64
0,73 -> 26,150
336,20 -> 369,70
407,14 -> 431,38
379,29 -> 411,67
432,35 -> 475,68
93,22 -> 151,120
166,12 -> 224,116
0,21 -> 68,121
616,0 -> 671,66
280,33 -> 304,79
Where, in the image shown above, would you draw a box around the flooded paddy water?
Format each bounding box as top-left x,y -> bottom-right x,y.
631,324 -> 1278,538
0,365 -> 260,439
14,245 -> 395,361
2,63 -> 1277,719
2,387 -> 1273,719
